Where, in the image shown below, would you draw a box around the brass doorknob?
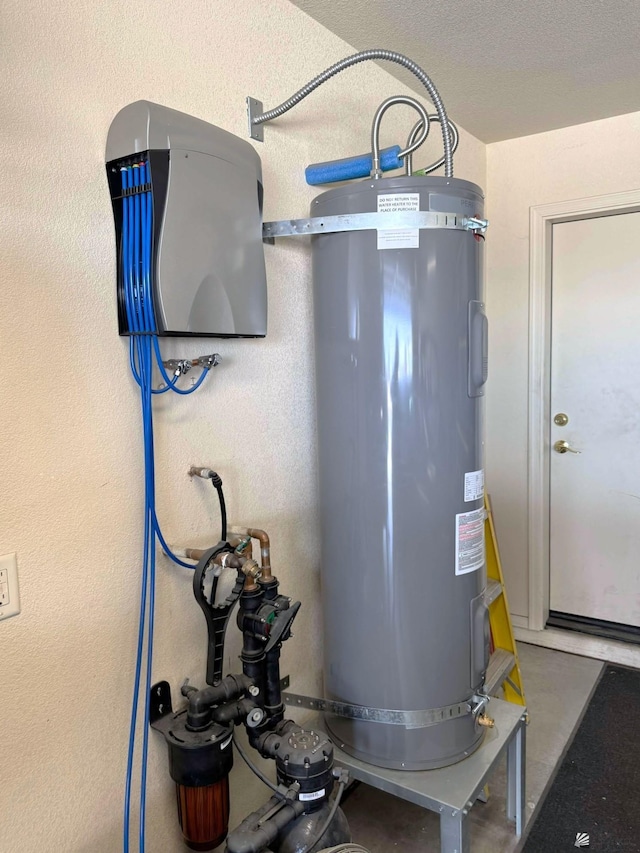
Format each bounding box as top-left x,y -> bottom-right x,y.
553,440 -> 581,455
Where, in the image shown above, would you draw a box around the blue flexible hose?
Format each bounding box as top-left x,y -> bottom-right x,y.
130,339 -> 179,394
141,163 -> 155,334
139,166 -> 150,333
133,167 -> 143,332
121,169 -> 135,333
122,157 -> 209,853
152,336 -> 210,395
123,178 -> 148,853
121,164 -> 161,853
139,334 -> 154,853
127,168 -> 140,334
151,513 -> 195,569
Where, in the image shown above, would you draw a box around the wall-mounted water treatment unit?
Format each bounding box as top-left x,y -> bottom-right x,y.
107,48 -> 492,853
106,100 -> 267,337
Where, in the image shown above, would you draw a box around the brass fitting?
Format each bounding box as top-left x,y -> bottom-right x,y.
242,559 -> 262,590
477,713 -> 495,728
228,527 -> 272,580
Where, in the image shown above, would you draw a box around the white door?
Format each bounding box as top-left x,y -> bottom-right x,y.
550,212 -> 640,628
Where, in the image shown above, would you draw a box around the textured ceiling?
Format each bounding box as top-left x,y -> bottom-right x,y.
290,0 -> 640,142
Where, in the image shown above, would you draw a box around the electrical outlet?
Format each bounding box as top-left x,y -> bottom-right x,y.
0,553 -> 20,621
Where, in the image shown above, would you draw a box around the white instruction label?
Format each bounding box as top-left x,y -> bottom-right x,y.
299,789 -> 326,802
455,509 -> 485,575
377,193 -> 420,250
464,469 -> 484,502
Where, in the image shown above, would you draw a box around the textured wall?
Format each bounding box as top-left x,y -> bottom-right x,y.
0,1 -> 485,851
485,109 -> 640,619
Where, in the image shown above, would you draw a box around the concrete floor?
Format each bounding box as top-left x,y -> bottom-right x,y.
342,642 -> 604,852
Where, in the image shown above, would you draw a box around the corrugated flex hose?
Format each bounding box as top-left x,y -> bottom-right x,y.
251,49 -> 453,177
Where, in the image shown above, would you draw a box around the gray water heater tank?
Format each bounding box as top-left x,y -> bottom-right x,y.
312,175 -> 489,770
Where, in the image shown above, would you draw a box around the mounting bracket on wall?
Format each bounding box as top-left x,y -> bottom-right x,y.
246,97 -> 264,142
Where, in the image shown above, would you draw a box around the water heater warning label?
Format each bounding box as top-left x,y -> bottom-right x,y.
455,509 -> 485,575
377,193 -> 420,250
464,469 -> 484,502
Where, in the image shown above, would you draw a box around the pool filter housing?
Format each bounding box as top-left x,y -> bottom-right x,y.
312,175 -> 489,770
106,100 -> 267,337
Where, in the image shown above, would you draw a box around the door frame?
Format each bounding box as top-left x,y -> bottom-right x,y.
527,189 -> 640,633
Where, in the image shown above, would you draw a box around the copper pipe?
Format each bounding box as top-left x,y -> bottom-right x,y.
184,547 -> 206,562
212,552 -> 242,570
180,538 -> 253,564
228,527 -> 272,580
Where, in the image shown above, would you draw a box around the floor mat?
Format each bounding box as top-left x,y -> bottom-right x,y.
521,664 -> 640,852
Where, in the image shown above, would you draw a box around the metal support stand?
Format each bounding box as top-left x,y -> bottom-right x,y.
304,698 -> 526,853
506,714 -> 526,836
440,809 -> 471,853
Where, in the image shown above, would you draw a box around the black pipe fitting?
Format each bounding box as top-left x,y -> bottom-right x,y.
249,718 -> 302,756
264,646 -> 284,723
212,697 -> 263,727
258,576 -> 279,600
225,795 -> 306,853
186,673 -> 255,731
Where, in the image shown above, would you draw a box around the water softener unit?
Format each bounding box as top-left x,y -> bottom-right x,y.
312,175 -> 489,770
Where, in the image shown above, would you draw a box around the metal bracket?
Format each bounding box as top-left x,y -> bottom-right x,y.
162,354 -> 220,376
262,211 -> 488,242
469,692 -> 491,721
163,358 -> 192,376
283,692 -> 474,730
247,97 -> 264,142
464,216 -> 489,234
149,680 -> 173,726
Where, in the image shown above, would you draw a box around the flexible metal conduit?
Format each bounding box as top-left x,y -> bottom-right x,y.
405,115 -> 460,176
251,49 -> 454,177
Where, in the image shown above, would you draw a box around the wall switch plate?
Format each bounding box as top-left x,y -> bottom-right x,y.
0,553 -> 20,620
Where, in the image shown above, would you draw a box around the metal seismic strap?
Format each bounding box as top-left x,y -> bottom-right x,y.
263,211 -> 489,242
283,691 -> 476,730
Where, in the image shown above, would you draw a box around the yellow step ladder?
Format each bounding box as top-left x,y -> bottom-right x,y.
484,494 -> 527,709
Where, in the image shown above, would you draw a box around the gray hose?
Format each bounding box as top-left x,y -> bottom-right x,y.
251,49 -> 453,177
232,729 -> 284,799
